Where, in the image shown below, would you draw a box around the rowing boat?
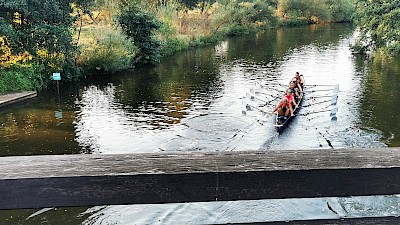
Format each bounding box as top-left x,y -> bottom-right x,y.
275,90 -> 304,133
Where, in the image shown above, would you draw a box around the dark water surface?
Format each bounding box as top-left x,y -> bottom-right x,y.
1,23 -> 400,224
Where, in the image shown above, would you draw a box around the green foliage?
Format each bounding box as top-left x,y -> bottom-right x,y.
212,0 -> 275,36
0,0 -> 94,84
0,0 -> 360,94
0,0 -> 74,56
353,0 -> 400,55
188,33 -> 222,47
117,6 -> 161,65
79,27 -> 136,74
160,37 -> 188,57
325,0 -> 354,22
277,9 -> 308,26
0,63 -> 46,93
277,0 -> 354,24
278,0 -> 331,23
153,0 -> 181,39
180,0 -> 216,9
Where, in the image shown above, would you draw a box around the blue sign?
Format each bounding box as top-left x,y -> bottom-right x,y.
55,111 -> 63,119
52,72 -> 61,81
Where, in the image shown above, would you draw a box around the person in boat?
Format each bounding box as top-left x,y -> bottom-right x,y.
271,89 -> 297,117
289,72 -> 304,92
295,72 -> 305,86
270,98 -> 292,117
284,88 -> 298,111
288,82 -> 300,100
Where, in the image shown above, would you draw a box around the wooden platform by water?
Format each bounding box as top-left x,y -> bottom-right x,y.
0,91 -> 37,110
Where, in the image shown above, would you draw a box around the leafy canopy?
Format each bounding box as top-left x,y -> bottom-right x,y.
0,0 -> 93,79
353,0 -> 400,55
117,5 -> 161,65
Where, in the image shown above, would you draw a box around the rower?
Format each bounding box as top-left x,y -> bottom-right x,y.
283,88 -> 298,111
289,72 -> 304,92
271,98 -> 292,118
288,82 -> 300,100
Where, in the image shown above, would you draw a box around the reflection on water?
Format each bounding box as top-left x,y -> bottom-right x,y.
78,195 -> 400,224
1,23 -> 400,224
2,195 -> 400,224
70,23 -> 386,153
357,53 -> 400,146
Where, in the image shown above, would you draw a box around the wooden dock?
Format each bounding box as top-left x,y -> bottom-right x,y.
0,91 -> 37,111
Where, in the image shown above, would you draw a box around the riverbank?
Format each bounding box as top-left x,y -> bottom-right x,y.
0,1 -> 356,94
0,91 -> 37,111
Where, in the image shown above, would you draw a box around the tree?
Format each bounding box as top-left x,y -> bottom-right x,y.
278,0 -> 331,23
353,0 -> 400,55
0,1 -> 75,55
325,0 -> 354,22
0,0 -> 93,79
117,5 -> 161,65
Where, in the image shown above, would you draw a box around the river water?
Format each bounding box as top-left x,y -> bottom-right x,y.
1,23 -> 400,224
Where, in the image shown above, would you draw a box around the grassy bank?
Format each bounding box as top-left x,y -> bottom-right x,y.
0,0 -> 355,93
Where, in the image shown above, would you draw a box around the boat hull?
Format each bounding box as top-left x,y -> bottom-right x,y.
275,91 -> 304,133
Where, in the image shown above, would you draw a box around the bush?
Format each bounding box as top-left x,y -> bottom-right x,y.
117,6 -> 161,66
326,0 -> 355,22
211,0 -> 275,36
160,37 -> 188,57
277,17 -> 308,27
278,0 -> 332,24
0,63 -> 46,93
77,26 -> 136,74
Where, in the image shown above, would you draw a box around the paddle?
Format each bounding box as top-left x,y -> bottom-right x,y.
302,98 -> 332,108
304,84 -> 339,93
333,84 -> 339,93
331,94 -> 338,105
241,100 -> 268,115
305,85 -> 338,106
304,89 -> 335,94
246,93 -> 267,103
299,107 -> 338,116
307,84 -> 338,87
330,107 -> 338,116
250,88 -> 280,98
255,81 -> 286,90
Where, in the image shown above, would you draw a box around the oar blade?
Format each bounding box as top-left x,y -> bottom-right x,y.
331,94 -> 338,105
333,84 -> 339,93
330,107 -> 338,116
245,104 -> 251,111
246,93 -> 255,100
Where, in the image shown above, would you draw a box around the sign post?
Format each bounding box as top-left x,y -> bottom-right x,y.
52,72 -> 61,95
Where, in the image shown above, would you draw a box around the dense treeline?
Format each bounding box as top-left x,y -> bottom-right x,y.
0,0 -> 391,93
353,0 -> 400,55
0,0 -> 93,92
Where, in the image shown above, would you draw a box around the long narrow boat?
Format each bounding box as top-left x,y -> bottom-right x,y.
275,90 -> 304,133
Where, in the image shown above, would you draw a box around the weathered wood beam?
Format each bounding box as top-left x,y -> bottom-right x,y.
0,91 -> 37,111
0,148 -> 400,210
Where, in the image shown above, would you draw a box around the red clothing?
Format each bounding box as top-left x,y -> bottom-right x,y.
283,95 -> 294,104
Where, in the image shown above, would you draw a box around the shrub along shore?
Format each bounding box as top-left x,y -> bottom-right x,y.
0,0 -> 356,93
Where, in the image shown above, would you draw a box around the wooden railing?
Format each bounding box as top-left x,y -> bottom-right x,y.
1,148 -> 400,224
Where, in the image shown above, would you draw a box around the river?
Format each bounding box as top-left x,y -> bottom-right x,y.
1,23 -> 400,224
